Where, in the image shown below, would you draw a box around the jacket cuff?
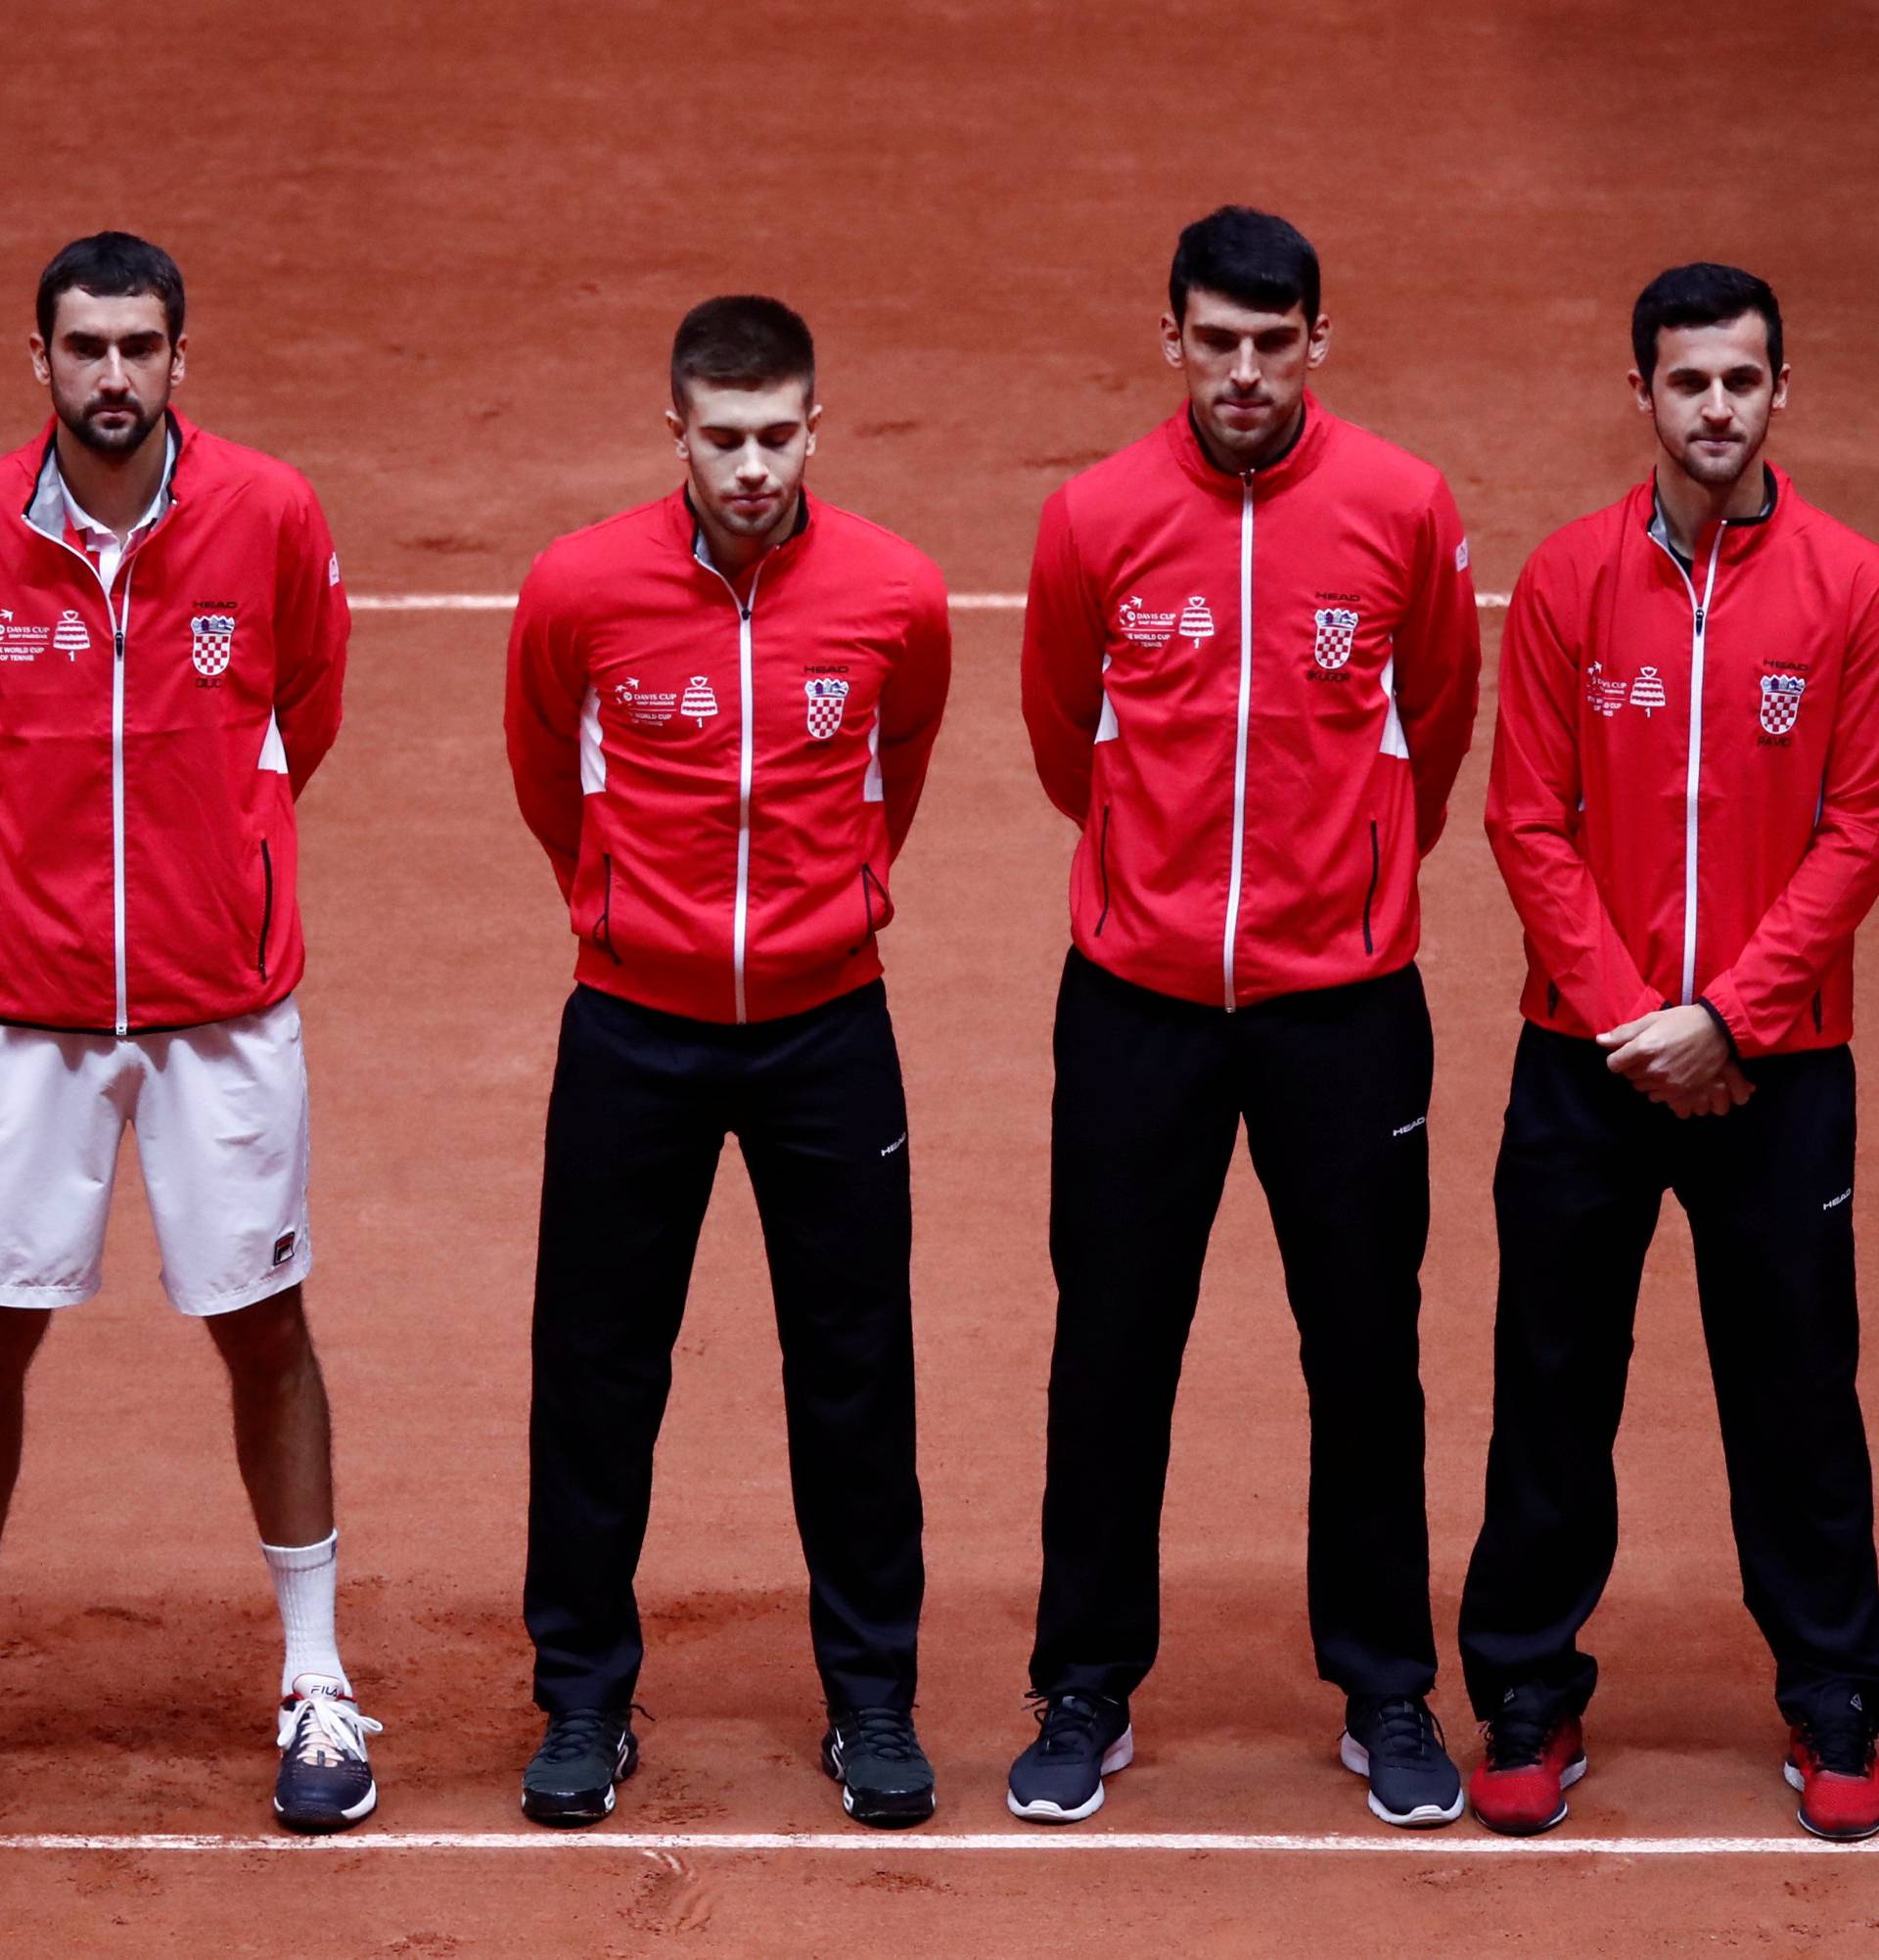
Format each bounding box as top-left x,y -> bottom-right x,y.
1695,989 -> 1743,1059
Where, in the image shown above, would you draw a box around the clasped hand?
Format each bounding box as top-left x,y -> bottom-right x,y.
1596,1005 -> 1754,1118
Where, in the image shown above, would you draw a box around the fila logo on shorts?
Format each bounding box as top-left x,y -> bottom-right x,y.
191,613 -> 237,678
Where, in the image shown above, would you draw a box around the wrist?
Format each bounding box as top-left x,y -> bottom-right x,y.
1695,995 -> 1739,1061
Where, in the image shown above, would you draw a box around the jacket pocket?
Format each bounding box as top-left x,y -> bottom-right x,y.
1360,818 -> 1380,955
1093,803 -> 1113,938
852,863 -> 894,951
592,851 -> 622,965
256,838 -> 275,981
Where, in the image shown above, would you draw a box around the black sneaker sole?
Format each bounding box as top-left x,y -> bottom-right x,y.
820,1734 -> 936,1829
522,1734 -> 637,1827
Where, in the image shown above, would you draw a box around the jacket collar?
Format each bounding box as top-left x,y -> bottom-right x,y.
18,408 -> 198,538
1166,390 -> 1332,499
1634,459 -> 1790,567
665,480 -> 815,573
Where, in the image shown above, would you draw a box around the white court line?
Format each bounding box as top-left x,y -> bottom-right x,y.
349,592 -> 1513,614
0,1830 -> 1865,1856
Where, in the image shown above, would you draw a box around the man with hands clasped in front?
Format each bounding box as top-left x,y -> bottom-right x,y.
1461,264 -> 1879,1843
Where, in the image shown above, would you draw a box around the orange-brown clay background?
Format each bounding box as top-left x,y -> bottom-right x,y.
4,4 -> 1879,1954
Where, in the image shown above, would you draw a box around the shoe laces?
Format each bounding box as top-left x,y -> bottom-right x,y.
537,1707 -> 630,1764
280,1694 -> 381,1768
1482,1697 -> 1556,1771
836,1708 -> 922,1761
1355,1695 -> 1444,1761
1026,1690 -> 1119,1755
1799,1711 -> 1878,1779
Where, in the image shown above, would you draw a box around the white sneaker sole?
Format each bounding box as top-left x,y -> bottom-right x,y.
1340,1731 -> 1465,1828
274,1778 -> 378,1828
1007,1726 -> 1134,1823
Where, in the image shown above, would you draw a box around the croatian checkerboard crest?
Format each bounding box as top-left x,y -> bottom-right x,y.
191,614 -> 235,677
1760,672 -> 1805,736
1313,607 -> 1359,670
805,676 -> 849,740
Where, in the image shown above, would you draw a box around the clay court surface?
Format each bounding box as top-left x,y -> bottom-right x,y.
5,2 -> 1879,1952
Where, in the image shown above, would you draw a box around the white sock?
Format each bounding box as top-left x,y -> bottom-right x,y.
261,1529 -> 351,1700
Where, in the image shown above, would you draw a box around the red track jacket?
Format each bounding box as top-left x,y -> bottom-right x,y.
1488,466 -> 1879,1057
506,487 -> 951,1025
1022,399 -> 1480,1009
0,413 -> 346,1034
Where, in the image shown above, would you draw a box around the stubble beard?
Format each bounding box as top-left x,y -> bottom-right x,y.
61,393 -> 163,458
1677,436 -> 1758,490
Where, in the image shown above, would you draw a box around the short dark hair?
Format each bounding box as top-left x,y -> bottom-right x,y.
37,232 -> 186,346
1631,262 -> 1783,386
1169,206 -> 1320,326
670,295 -> 815,411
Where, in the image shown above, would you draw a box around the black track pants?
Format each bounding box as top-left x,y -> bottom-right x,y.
525,980 -> 924,1716
1458,1026 -> 1879,1727
1030,949 -> 1440,1703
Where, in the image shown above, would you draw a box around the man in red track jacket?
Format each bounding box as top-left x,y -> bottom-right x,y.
1461,264 -> 1879,1844
0,235 -> 375,1834
507,296 -> 950,1830
1008,208 -> 1480,1831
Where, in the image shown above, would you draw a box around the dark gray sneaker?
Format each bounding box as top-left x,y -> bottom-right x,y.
1340,1694 -> 1464,1827
820,1708 -> 936,1827
1007,1692 -> 1133,1823
521,1709 -> 637,1826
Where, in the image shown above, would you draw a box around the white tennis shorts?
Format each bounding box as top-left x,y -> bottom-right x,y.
0,995 -> 312,1316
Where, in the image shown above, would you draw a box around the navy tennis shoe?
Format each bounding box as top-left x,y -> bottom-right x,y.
1007,1692 -> 1133,1822
273,1674 -> 382,1834
1340,1693 -> 1464,1827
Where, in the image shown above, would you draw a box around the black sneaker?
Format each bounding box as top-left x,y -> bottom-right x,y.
521,1709 -> 638,1826
1340,1694 -> 1464,1828
821,1708 -> 936,1827
273,1673 -> 383,1834
1006,1692 -> 1133,1823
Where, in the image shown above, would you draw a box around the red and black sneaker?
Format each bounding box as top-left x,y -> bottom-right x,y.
1785,1694 -> 1879,1842
1469,1684 -> 1586,1836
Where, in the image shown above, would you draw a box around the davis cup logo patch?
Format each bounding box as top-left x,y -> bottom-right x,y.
1313,607 -> 1359,670
680,676 -> 719,726
1178,596 -> 1215,648
805,675 -> 849,740
191,613 -> 236,677
54,609 -> 90,659
1760,672 -> 1806,736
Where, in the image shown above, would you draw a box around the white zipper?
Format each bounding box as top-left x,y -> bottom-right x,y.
1649,525 -> 1723,1005
20,515 -> 135,1033
696,550 -> 764,1025
111,570 -> 134,1034
1221,478 -> 1255,1011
